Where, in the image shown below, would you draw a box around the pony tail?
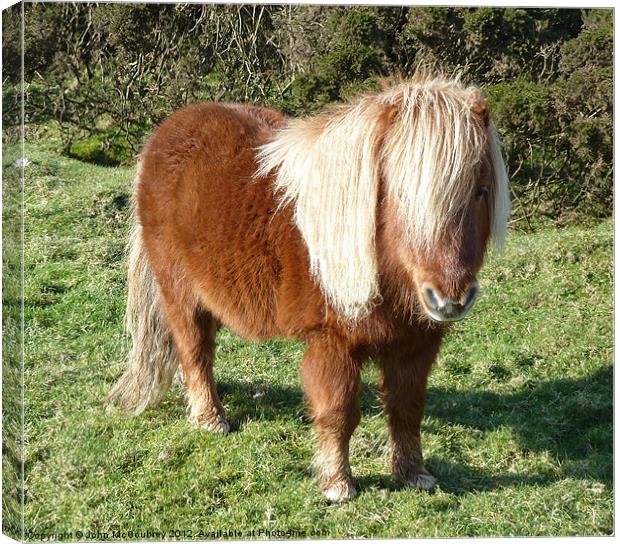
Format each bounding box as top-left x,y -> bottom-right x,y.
105,202 -> 178,414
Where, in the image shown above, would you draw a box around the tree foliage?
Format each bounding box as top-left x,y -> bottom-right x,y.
10,4 -> 613,227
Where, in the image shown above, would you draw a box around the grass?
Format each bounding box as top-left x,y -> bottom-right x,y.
13,137 -> 613,539
2,129 -> 24,539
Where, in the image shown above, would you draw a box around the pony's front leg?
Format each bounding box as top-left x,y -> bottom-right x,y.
379,333 -> 442,491
301,335 -> 362,502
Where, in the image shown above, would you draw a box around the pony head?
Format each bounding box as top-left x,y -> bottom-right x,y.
257,74 -> 510,323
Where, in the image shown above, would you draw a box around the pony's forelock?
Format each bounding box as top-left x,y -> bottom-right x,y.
256,75 -> 510,320
487,122 -> 511,253
381,80 -> 488,251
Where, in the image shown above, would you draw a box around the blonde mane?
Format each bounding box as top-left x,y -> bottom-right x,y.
256,75 -> 510,320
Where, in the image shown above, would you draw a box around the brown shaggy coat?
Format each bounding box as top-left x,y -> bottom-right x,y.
107,80 -> 508,501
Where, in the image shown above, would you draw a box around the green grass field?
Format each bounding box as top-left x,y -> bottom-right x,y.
13,136 -> 613,539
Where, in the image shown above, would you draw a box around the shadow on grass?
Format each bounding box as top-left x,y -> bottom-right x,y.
422,458 -> 567,496
355,463 -> 572,498
218,379 -> 306,431
425,364 -> 612,474
205,364 -> 611,492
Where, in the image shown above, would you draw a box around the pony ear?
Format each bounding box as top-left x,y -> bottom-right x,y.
256,97 -> 391,320
472,102 -> 489,127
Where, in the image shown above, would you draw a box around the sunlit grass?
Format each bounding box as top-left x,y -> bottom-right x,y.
20,141 -> 612,538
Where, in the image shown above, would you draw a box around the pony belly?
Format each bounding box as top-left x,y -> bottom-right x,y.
193,277 -> 282,341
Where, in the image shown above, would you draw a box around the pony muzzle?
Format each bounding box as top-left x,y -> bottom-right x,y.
420,281 -> 479,322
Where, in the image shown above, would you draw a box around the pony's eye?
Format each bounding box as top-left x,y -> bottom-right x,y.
475,187 -> 489,201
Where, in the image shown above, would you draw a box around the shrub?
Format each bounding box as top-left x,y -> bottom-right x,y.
68,132 -> 134,167
487,78 -> 561,226
486,9 -> 612,225
551,9 -> 613,219
20,5 -> 612,225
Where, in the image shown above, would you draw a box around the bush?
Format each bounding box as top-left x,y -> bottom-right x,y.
21,5 -> 613,224
485,9 -> 612,225
552,9 -> 612,219
68,132 -> 134,167
487,78 -> 560,226
282,7 -> 394,113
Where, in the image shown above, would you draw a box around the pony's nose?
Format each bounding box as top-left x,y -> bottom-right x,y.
420,282 -> 479,322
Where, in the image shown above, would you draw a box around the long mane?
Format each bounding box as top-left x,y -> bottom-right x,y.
256,75 -> 510,320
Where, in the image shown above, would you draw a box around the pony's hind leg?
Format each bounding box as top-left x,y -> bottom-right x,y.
161,298 -> 229,434
301,335 -> 362,502
379,334 -> 442,491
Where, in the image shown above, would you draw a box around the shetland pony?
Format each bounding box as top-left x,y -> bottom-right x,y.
106,74 -> 510,502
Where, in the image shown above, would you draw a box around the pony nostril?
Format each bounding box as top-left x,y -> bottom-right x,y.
463,284 -> 479,308
424,286 -> 441,311
421,282 -> 479,322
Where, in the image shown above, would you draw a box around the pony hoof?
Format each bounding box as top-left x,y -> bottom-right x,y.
323,480 -> 357,503
402,468 -> 436,492
189,413 -> 230,435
